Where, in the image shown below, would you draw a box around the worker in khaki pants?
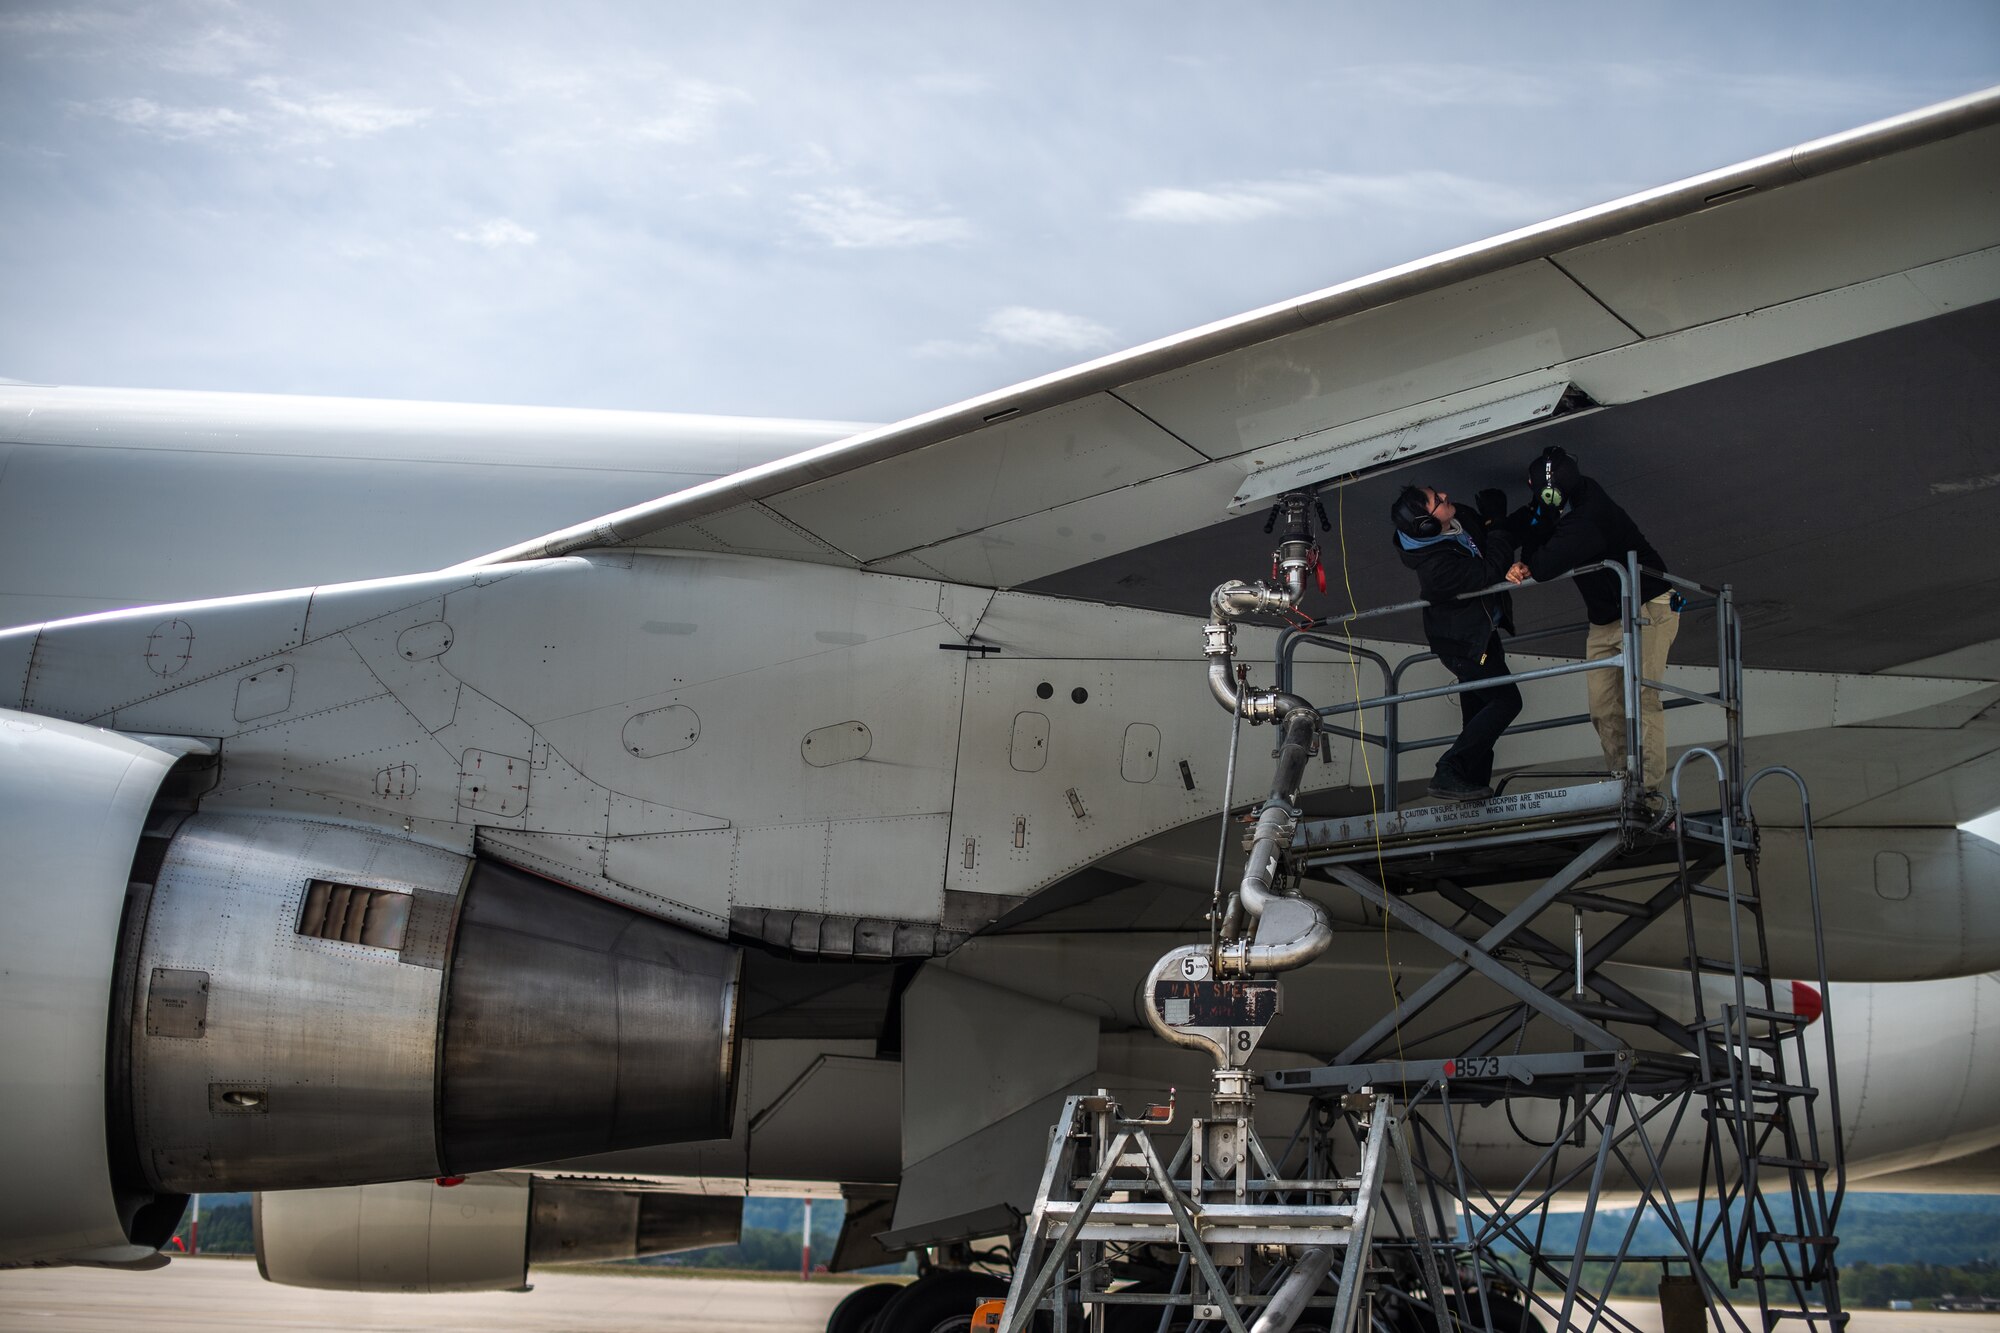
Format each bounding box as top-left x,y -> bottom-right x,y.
1506,445 -> 1680,788
1583,591 -> 1679,787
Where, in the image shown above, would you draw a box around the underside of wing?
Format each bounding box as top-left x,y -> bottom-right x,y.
473,90 -> 2000,646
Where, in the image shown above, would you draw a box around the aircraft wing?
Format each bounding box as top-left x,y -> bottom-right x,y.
477,87 -> 2000,621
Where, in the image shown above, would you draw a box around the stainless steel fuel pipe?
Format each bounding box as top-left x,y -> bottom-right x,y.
1196,490 -> 1335,978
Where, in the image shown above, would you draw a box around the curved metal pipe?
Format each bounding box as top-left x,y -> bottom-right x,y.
1194,541 -> 1334,980
1238,710 -> 1320,921
1220,895 -> 1334,976
1205,650 -> 1312,722
1250,1246 -> 1333,1333
1141,945 -> 1221,1060
1219,708 -> 1336,976
1209,579 -> 1296,623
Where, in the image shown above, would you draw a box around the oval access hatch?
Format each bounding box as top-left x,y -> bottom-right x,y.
1010,712 -> 1050,773
623,705 -> 700,758
1121,723 -> 1161,783
803,721 -> 872,767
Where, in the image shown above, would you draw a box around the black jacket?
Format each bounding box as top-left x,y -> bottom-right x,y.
1395,512 -> 1517,661
1515,476 -> 1669,624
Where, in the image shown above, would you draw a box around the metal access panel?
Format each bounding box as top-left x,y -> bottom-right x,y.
145,967 -> 210,1039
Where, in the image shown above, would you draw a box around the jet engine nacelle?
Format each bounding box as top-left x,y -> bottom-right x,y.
253,1176 -> 742,1292
0,710 -> 743,1268
117,815 -> 743,1195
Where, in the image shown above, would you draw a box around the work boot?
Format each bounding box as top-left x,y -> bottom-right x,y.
1427,772 -> 1493,803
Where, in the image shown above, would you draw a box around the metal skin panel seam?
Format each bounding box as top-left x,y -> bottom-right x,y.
31,571 -> 512,730
6,626 -> 40,708
476,831 -> 734,935
25,597 -> 310,725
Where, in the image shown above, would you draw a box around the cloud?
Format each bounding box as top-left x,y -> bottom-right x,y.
1593,62 -> 1908,115
451,218 -> 539,249
982,306 -> 1114,354
915,306 -> 1115,360
632,79 -> 751,145
0,9 -> 120,38
83,96 -> 250,139
1122,186 -> 1287,225
75,77 -> 429,145
155,21 -> 273,77
1124,169 -> 1553,225
247,78 -> 430,138
1332,63 -> 1559,108
792,187 -> 972,249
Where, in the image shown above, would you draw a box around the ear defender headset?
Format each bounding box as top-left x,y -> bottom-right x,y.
1530,446 -> 1574,509
1391,485 -> 1443,539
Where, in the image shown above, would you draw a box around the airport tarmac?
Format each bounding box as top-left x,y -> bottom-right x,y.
4,1256 -> 1999,1332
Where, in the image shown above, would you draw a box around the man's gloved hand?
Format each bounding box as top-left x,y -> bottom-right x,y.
1475,488 -> 1509,522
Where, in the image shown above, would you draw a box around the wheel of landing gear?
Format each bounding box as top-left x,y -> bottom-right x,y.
826,1281 -> 906,1333
868,1270 -> 1007,1333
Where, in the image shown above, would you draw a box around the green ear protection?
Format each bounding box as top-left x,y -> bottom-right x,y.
1533,448 -> 1569,509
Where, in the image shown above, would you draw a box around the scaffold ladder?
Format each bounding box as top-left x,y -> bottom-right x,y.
996,1086 -> 1419,1333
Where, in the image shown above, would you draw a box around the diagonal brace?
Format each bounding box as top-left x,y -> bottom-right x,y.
1326,831 -> 1625,1062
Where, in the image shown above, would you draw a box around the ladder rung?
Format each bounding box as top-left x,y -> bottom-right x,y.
1749,1080 -> 1818,1098
1692,1026 -> 1781,1051
1688,955 -> 1771,979
1692,1006 -> 1806,1028
1757,1154 -> 1829,1171
1758,1232 -> 1838,1246
1767,1310 -> 1847,1324
1703,1106 -> 1783,1124
1724,1005 -> 1809,1026
1699,1081 -> 1818,1101
1686,881 -> 1760,905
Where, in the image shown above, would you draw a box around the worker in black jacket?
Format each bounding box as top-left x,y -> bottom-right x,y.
1504,445 -> 1678,788
1391,482 -> 1522,802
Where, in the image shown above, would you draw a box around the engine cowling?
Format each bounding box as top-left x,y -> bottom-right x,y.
115,814 -> 743,1194
0,710 -> 743,1268
253,1176 -> 743,1291
0,713 -> 186,1267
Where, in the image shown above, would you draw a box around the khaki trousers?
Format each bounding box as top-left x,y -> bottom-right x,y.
1584,593 -> 1680,788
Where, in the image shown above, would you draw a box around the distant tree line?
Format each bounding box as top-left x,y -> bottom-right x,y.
1842,1259 -> 2000,1306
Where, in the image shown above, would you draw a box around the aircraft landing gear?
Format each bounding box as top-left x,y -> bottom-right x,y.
860,1269 -> 1005,1333
825,1280 -> 904,1333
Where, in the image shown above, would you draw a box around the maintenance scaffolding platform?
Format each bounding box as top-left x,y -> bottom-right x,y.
996,496 -> 1847,1333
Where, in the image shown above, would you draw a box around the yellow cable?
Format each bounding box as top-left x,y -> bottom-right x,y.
1333,485 -> 1408,1069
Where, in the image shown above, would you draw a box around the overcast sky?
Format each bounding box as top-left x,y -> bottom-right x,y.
2,1 -> 1997,423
